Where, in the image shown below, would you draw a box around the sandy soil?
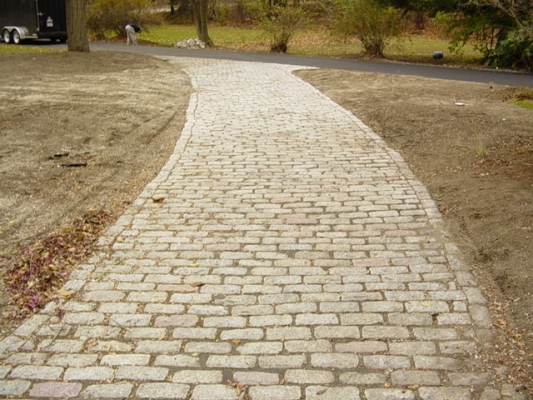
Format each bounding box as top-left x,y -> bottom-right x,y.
0,50 -> 531,392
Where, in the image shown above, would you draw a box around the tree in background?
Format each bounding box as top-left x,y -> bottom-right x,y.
379,0 -> 531,69
330,0 -> 402,57
169,0 -> 178,15
261,4 -> 307,53
67,0 -> 90,52
467,0 -> 532,70
87,0 -> 160,40
165,0 -> 194,23
433,0 -> 532,70
191,0 -> 213,46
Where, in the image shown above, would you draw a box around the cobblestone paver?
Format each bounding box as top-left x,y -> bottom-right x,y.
0,58 -> 525,399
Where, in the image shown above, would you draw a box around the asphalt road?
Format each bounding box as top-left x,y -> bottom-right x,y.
85,41 -> 533,88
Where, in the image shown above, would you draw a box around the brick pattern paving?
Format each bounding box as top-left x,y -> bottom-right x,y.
0,59 -> 524,399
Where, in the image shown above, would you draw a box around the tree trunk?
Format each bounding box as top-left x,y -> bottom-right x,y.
191,0 -> 213,46
66,0 -> 90,52
413,11 -> 425,30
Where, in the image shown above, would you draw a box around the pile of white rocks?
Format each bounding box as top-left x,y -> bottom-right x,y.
175,38 -> 206,49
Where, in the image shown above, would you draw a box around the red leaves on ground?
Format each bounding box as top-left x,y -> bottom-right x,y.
1,210 -> 110,319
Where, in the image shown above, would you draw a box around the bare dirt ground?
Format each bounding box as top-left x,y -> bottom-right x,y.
0,50 -> 190,330
296,68 -> 533,392
0,50 -> 532,393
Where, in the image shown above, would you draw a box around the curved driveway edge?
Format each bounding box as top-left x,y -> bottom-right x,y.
0,58 -> 526,399
86,42 -> 533,88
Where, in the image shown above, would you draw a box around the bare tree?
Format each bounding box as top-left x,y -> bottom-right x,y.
67,0 -> 90,52
191,0 -> 213,46
466,0 -> 532,31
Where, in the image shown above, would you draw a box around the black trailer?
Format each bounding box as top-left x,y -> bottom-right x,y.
0,0 -> 67,44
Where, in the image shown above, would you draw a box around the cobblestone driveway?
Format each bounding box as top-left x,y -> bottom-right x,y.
0,58 -> 522,399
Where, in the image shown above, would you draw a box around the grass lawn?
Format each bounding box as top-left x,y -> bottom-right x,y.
138,24 -> 483,66
0,23 -> 482,67
0,43 -> 59,54
142,24 -> 264,48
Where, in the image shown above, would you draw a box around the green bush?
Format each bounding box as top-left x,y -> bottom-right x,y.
300,0 -> 330,24
87,0 -> 160,39
436,12 -> 499,58
261,5 -> 307,53
436,10 -> 533,72
485,27 -> 533,71
211,3 -> 230,25
330,0 -> 402,57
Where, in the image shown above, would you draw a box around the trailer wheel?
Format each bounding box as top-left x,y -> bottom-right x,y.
2,30 -> 10,44
11,30 -> 21,45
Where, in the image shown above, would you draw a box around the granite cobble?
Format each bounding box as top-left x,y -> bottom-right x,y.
0,57 -> 519,399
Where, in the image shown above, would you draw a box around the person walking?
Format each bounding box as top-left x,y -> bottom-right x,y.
125,23 -> 141,45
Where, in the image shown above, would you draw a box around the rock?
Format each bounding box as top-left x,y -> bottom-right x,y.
175,38 -> 206,49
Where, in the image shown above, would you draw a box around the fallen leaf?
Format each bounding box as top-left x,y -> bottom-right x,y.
56,289 -> 74,298
236,382 -> 246,394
